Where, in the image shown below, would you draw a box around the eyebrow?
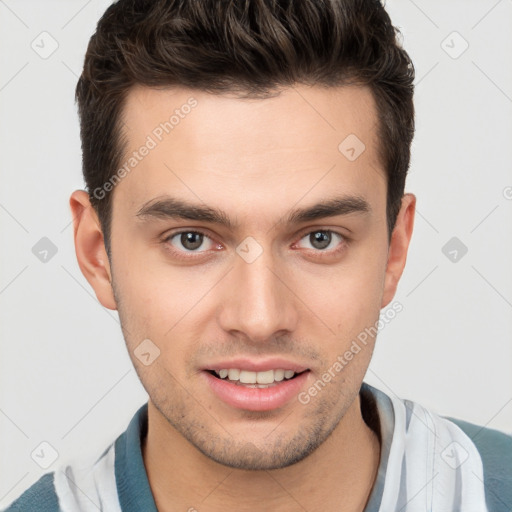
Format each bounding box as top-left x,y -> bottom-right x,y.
135,194 -> 371,229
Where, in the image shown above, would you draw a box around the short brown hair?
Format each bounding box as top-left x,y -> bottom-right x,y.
76,0 -> 415,254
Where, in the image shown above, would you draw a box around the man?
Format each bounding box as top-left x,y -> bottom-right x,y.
4,0 -> 511,511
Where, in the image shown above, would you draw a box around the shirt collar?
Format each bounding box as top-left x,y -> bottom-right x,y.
114,381 -> 392,511
114,402 -> 158,511
360,381 -> 395,511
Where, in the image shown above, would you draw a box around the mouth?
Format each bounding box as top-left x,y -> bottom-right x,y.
206,368 -> 308,388
202,362 -> 311,411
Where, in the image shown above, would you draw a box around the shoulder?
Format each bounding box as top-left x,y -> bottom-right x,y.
2,444 -> 118,512
443,415 -> 512,512
2,472 -> 59,512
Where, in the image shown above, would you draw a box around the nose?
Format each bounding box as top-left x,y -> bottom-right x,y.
217,244 -> 299,344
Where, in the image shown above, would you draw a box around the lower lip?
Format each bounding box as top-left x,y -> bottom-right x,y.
203,371 -> 310,412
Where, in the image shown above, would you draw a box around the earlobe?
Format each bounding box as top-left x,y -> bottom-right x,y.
69,190 -> 117,311
381,193 -> 416,308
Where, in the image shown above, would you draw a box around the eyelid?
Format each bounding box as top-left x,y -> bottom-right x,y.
295,225 -> 348,239
293,228 -> 348,253
162,228 -> 221,255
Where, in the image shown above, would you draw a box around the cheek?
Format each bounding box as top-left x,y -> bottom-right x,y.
112,257 -> 209,368
111,250 -> 171,342
300,249 -> 386,348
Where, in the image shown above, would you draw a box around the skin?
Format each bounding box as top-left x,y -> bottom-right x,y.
70,84 -> 415,512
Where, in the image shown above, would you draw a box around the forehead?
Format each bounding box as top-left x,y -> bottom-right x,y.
115,84 -> 385,222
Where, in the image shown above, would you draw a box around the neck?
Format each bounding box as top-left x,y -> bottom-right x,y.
142,393 -> 381,512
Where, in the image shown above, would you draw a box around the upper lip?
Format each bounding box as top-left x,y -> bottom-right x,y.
203,358 -> 310,373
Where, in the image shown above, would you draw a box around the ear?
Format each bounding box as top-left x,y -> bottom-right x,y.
69,190 -> 117,310
381,193 -> 416,308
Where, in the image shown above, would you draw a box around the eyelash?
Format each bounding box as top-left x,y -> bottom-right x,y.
161,228 -> 349,260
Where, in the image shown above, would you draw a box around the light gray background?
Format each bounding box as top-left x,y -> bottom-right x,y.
1,0 -> 511,506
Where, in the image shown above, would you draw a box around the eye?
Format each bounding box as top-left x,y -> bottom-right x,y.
296,230 -> 346,253
164,230 -> 217,254
161,228 -> 347,260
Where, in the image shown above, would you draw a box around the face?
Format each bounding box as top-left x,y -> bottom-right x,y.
74,84 -> 414,470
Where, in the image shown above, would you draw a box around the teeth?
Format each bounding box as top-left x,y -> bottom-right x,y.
228,369 -> 240,380
239,370 -> 257,384
274,369 -> 285,382
214,368 -> 298,384
256,369 -> 274,384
